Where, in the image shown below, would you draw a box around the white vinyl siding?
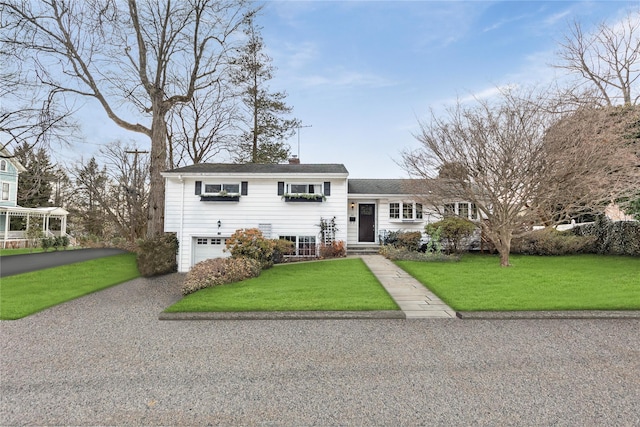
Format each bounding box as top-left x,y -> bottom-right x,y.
165,175 -> 347,272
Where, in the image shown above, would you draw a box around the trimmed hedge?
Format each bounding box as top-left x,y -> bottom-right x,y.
137,233 -> 179,277
181,257 -> 262,295
379,245 -> 460,262
571,217 -> 640,256
511,228 -> 596,256
382,231 -> 422,252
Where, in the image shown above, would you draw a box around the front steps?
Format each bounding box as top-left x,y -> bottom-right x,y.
347,245 -> 381,256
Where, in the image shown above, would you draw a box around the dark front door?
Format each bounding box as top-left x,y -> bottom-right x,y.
358,203 -> 376,242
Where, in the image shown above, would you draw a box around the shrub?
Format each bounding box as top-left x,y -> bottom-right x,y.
319,240 -> 346,259
382,231 -> 422,251
379,245 -> 460,262
181,257 -> 262,295
225,228 -> 276,268
425,217 -> 477,254
272,239 -> 296,264
572,217 -> 640,256
51,236 -> 70,251
136,233 -> 179,277
26,226 -> 43,251
40,237 -> 54,252
511,228 -> 596,255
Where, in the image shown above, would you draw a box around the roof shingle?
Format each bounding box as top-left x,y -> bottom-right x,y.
164,163 -> 348,175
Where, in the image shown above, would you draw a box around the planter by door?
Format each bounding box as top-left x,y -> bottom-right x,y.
358,203 -> 376,242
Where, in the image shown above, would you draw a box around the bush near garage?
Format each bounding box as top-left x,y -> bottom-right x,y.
181,257 -> 262,295
511,228 -> 596,255
225,228 -> 276,268
137,233 -> 179,277
272,238 -> 296,264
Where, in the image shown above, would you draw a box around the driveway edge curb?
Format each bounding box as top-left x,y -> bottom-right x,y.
456,310 -> 640,319
159,310 -> 406,320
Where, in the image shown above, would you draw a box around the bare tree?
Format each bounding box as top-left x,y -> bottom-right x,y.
402,89 -> 637,267
167,83 -> 239,168
538,104 -> 640,222
0,52 -> 77,154
555,11 -> 640,106
69,143 -> 150,241
1,0 -> 254,237
101,142 -> 149,241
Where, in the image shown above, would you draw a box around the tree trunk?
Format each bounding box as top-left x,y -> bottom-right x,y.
496,231 -> 512,267
146,98 -> 168,238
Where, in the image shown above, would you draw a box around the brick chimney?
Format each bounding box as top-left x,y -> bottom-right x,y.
288,155 -> 300,164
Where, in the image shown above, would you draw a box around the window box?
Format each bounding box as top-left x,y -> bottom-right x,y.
200,195 -> 240,202
283,194 -> 324,202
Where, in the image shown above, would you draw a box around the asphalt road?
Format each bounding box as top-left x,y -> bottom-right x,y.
0,248 -> 127,277
1,273 -> 639,426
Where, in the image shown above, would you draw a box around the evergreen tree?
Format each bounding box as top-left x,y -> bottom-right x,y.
231,19 -> 300,164
73,157 -> 109,237
14,142 -> 54,207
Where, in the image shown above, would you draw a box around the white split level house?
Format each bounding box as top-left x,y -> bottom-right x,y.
162,161 -> 482,273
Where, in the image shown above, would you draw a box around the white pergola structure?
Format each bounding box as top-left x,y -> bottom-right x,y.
0,206 -> 70,249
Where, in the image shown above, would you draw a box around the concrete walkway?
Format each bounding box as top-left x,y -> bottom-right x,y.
360,255 -> 457,319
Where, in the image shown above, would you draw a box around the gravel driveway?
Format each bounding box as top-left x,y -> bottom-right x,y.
1,274 -> 639,426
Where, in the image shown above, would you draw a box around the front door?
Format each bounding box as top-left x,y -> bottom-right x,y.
358,203 -> 376,242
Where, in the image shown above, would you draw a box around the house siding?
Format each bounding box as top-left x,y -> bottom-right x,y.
347,196 -> 434,245
0,160 -> 19,208
164,173 -> 348,272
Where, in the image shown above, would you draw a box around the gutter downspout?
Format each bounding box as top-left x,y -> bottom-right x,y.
179,175 -> 185,272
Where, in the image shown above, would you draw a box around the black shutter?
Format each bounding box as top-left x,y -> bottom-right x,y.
195,181 -> 202,195
324,181 -> 331,196
277,181 -> 285,196
241,181 -> 248,196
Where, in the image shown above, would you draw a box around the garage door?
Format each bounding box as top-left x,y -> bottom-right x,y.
193,237 -> 230,265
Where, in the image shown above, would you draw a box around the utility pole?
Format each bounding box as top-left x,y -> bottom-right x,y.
124,149 -> 149,241
295,124 -> 312,159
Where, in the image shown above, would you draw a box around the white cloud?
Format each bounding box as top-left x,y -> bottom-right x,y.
543,10 -> 572,27
297,68 -> 396,89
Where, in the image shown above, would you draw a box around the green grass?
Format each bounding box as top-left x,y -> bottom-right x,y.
0,247 -> 83,256
0,253 -> 140,320
166,258 -> 399,312
397,254 -> 640,311
0,248 -> 46,256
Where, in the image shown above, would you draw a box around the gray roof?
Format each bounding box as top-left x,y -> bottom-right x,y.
164,163 -> 349,175
348,179 -> 432,195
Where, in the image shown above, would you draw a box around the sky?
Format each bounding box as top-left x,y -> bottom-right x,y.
64,0 -> 639,178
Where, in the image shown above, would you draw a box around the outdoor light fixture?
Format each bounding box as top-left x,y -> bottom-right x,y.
350,202 -> 355,210
217,220 -> 221,228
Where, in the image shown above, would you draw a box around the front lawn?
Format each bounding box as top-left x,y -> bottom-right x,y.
0,253 -> 140,320
397,254 -> 640,311
0,248 -> 46,256
166,258 -> 399,312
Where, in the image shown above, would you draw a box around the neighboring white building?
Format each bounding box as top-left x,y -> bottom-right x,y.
163,163 -> 454,272
0,147 -> 70,249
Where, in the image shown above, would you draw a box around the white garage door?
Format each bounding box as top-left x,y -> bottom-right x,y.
193,237 -> 230,265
